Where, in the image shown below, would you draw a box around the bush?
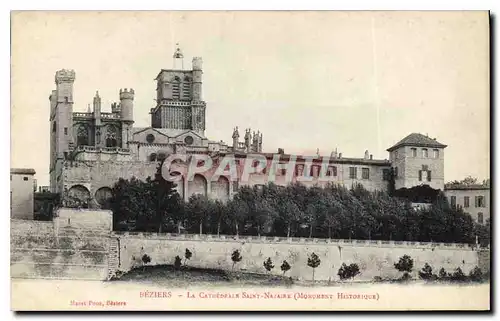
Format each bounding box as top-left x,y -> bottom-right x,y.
174,255 -> 182,270
468,266 -> 484,282
394,255 -> 414,280
263,257 -> 274,274
231,249 -> 242,272
438,268 -> 448,280
418,263 -> 437,280
280,260 -> 291,276
450,267 -> 467,282
184,248 -> 193,266
337,263 -> 361,280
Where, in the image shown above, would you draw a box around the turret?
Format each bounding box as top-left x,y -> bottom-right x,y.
192,57 -> 203,101
119,88 -> 134,123
93,91 -> 101,119
54,69 -> 75,102
111,102 -> 121,114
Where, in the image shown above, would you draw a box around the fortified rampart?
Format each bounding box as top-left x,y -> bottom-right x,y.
11,208 -> 489,282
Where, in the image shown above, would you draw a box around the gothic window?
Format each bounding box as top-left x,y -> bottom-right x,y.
106,125 -> 118,147
76,124 -> 89,146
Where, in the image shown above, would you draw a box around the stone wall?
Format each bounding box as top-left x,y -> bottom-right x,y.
10,211 -> 113,281
116,233 -> 480,281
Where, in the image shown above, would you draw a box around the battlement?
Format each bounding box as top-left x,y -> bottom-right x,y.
119,88 -> 135,99
55,69 -> 76,83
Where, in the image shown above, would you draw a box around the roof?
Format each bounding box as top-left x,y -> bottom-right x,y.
10,168 -> 36,175
387,133 -> 447,152
444,184 -> 490,191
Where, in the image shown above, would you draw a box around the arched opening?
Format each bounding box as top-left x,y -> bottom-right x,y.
187,174 -> 207,198
67,185 -> 91,208
211,176 -> 230,202
149,153 -> 157,161
95,187 -> 112,209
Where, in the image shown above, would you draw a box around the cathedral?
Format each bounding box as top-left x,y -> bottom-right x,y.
50,47 -> 454,213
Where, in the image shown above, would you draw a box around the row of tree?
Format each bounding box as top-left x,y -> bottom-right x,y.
109,164 -> 490,245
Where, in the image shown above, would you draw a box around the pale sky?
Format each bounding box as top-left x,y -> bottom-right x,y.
11,11 -> 490,186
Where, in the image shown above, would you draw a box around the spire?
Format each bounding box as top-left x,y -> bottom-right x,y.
87,104 -> 91,113
173,43 -> 184,69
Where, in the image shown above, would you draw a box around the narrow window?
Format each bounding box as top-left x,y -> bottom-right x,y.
394,151 -> 398,159
411,148 -> 417,157
382,169 -> 390,181
418,170 -> 422,181
427,171 -> 432,182
450,196 -> 456,208
23,177 -> 28,181
422,148 -> 428,158
478,213 -> 484,224
464,196 -> 470,208
476,196 -> 485,208
349,167 -> 357,179
394,167 -> 398,178
433,149 -> 439,159
362,168 -> 370,179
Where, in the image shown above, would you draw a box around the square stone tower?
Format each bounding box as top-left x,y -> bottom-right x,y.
387,133 -> 447,191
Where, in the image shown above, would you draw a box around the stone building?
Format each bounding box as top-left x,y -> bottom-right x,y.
444,183 -> 490,225
47,47 -> 487,224
10,168 -> 36,220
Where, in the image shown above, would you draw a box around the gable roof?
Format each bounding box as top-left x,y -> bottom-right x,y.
387,133 -> 447,152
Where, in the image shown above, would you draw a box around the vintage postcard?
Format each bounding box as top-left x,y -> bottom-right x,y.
10,11 -> 490,311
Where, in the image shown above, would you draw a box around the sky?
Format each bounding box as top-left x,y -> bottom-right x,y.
10,11 -> 490,186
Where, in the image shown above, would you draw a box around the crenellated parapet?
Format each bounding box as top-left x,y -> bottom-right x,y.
55,69 -> 75,84
119,88 -> 135,100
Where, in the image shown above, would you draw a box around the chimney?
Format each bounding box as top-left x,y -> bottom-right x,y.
364,150 -> 369,160
278,148 -> 284,155
370,154 -> 373,160
339,152 -> 342,159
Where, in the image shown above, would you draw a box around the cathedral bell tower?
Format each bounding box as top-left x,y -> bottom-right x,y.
151,45 -> 206,136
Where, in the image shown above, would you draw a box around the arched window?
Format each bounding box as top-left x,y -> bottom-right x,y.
172,76 -> 181,100
182,76 -> 191,100
149,153 -> 157,161
158,152 -> 167,161
106,125 -> 118,147
76,124 -> 89,146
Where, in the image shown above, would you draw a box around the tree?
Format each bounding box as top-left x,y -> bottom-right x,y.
307,252 -> 321,282
184,248 -> 193,266
337,263 -> 361,281
418,263 -> 437,280
263,257 -> 274,274
141,254 -> 151,272
280,260 -> 291,276
185,194 -> 211,235
231,249 -> 242,272
394,255 -> 414,280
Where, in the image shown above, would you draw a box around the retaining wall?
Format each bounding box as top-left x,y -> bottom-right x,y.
116,232 -> 480,281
